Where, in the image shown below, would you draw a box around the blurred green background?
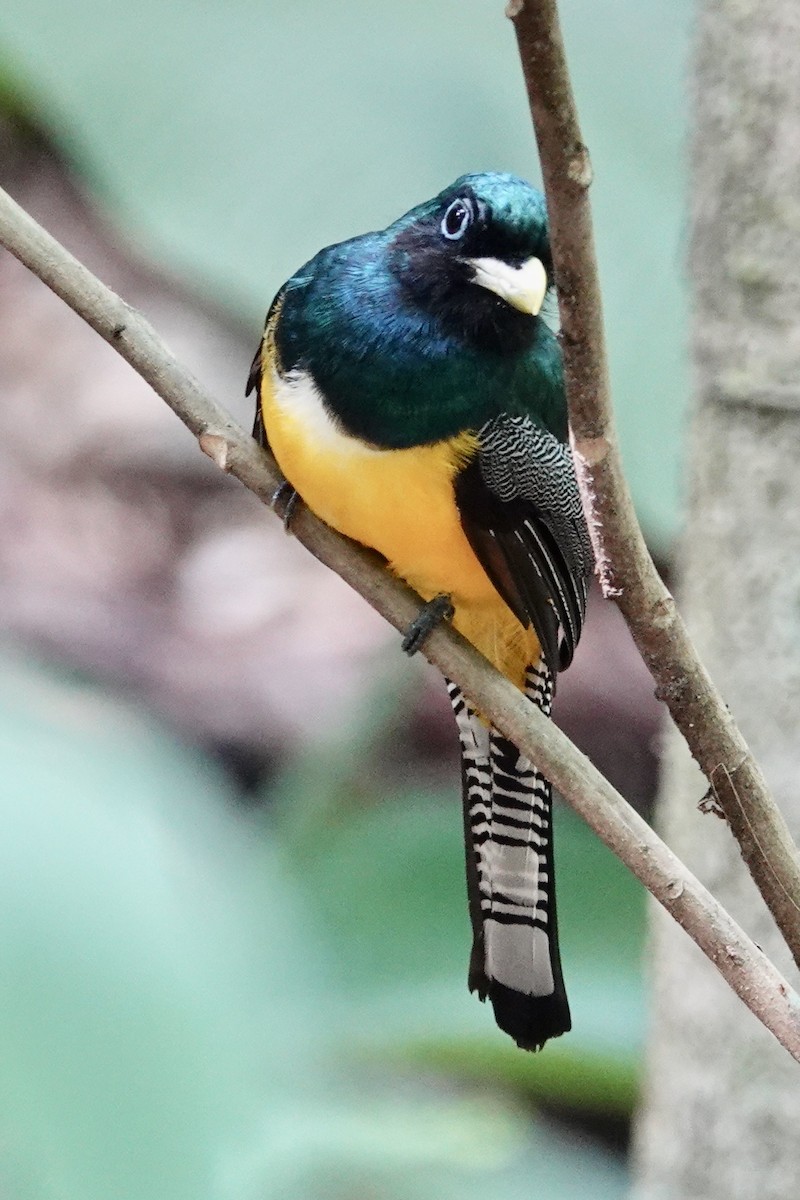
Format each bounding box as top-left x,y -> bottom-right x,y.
0,2 -> 689,1197
1,0 -> 689,545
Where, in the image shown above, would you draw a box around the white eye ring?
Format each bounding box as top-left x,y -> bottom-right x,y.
441,198 -> 473,240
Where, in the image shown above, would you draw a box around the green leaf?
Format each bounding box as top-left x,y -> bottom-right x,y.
0,652 -> 630,1198
279,776 -> 645,1113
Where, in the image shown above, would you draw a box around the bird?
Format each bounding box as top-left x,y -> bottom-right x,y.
248,172 -> 593,1050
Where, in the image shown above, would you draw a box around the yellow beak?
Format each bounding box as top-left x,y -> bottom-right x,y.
467,255 -> 548,316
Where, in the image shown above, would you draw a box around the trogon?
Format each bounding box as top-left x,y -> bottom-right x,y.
248,172 -> 594,1050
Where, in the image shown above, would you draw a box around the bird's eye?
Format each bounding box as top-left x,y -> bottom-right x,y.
441,198 -> 473,241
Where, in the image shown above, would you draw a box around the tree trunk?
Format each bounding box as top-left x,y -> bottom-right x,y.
632,3 -> 800,1197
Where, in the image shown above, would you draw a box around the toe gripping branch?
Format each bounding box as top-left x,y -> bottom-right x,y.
401,594 -> 455,655
271,480 -> 300,532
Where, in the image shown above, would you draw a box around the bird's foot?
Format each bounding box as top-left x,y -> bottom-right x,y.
401,594 -> 454,655
271,480 -> 300,533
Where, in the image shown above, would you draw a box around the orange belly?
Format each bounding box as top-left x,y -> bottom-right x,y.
260,365 -> 540,687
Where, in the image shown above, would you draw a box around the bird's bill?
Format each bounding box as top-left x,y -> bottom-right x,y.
467,255 -> 548,316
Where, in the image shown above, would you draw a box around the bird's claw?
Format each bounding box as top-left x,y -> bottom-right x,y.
401,594 -> 454,655
271,480 -> 300,533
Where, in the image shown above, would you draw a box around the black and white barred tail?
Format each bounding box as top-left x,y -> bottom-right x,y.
446,659 -> 570,1051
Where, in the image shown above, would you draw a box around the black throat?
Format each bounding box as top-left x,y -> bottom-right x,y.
389,228 -> 539,356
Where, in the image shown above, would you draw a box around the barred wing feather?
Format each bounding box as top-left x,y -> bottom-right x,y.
453,414 -> 592,676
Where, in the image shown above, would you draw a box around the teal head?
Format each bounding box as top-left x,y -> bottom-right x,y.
388,172 -> 552,351
270,171 -> 562,448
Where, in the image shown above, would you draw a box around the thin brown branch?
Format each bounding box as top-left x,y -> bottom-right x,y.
508,0 -> 800,965
1,183 -> 800,1057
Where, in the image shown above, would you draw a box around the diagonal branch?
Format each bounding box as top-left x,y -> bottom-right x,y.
508,0 -> 800,966
2,183 -> 800,1058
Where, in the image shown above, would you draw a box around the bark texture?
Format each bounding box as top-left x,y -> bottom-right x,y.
510,0 -> 800,953
633,3 -> 800,1196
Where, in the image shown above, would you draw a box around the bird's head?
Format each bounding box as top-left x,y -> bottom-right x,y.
388,172 -> 553,349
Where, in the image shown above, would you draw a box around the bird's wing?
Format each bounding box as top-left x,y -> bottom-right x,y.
454,414 -> 593,677
247,288 -> 288,451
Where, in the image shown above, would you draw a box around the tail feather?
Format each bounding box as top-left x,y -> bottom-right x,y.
446,662 -> 571,1051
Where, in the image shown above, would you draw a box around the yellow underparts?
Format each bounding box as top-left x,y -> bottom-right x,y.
260,365 -> 540,691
